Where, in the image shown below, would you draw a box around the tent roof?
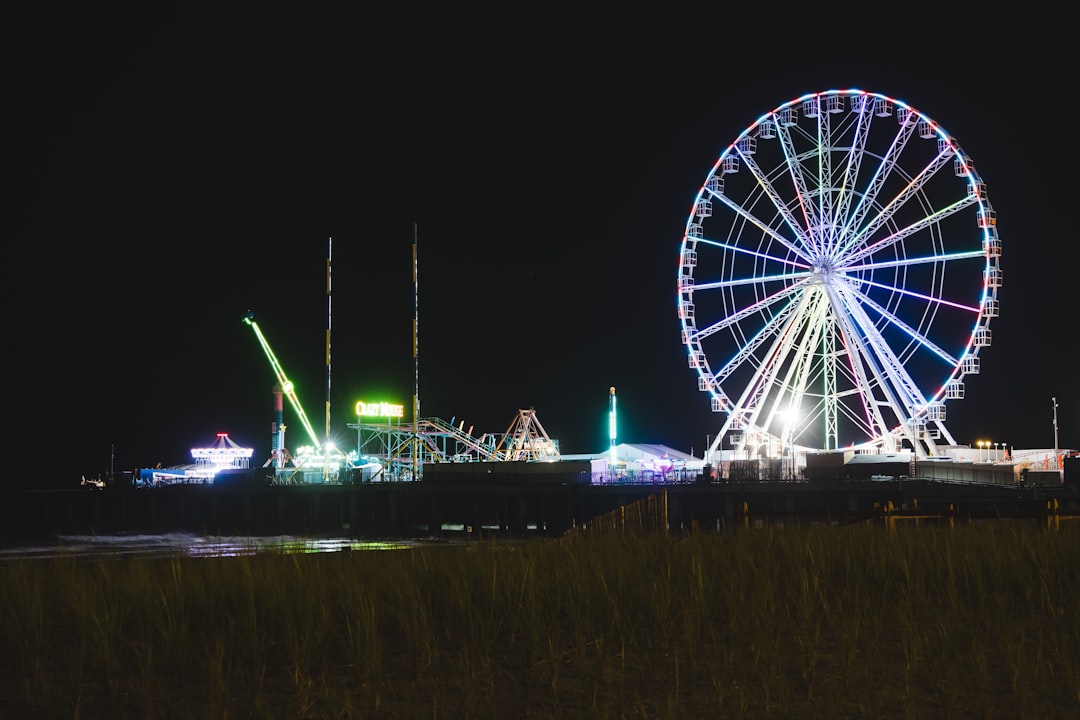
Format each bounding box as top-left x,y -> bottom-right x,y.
562,443 -> 702,465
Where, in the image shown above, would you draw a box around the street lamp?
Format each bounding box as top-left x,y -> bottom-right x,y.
1052,397 -> 1060,468
977,440 -> 985,462
994,442 -> 1000,462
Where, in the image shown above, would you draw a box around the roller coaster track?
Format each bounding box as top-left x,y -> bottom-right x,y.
356,409 -> 561,479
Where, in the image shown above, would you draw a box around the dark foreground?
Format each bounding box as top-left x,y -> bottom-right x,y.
1,526 -> 1077,719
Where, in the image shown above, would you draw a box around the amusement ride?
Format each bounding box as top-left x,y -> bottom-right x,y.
678,89 -> 1001,463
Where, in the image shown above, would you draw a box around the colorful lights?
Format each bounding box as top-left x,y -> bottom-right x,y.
355,401 -> 405,419
609,387 -> 617,464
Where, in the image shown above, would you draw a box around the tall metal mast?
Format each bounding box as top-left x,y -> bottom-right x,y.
325,237 -> 333,482
412,222 -> 419,481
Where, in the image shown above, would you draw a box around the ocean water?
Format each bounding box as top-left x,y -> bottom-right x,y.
0,532 -> 444,562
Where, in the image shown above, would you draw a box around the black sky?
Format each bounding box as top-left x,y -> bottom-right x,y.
11,9 -> 1077,486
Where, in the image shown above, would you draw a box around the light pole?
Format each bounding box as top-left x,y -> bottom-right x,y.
1052,397 -> 1060,466
977,440 -> 985,462
994,442 -> 1000,462
609,386 -> 618,467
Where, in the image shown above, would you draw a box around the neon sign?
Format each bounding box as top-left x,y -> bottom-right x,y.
355,401 -> 405,419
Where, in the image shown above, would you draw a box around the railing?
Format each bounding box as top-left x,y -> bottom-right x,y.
563,489 -> 668,537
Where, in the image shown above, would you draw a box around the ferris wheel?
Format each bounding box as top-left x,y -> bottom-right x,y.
678,89 -> 1001,461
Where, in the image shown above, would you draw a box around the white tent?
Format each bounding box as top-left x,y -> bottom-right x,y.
561,443 -> 705,482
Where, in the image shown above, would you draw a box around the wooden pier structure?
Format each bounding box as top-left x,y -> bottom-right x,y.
4,478 -> 1078,541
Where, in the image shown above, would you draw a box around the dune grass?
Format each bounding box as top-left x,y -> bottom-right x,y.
1,522 -> 1077,719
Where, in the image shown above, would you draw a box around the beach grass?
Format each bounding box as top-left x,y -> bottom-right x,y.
1,522 -> 1077,719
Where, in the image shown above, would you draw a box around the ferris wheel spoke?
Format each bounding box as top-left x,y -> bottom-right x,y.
695,235 -> 812,273
824,306 -> 895,440
845,271 -> 980,315
733,340 -> 794,437
843,270 -> 980,314
841,194 -> 978,268
739,290 -> 828,439
845,248 -> 985,274
837,398 -> 880,438
772,121 -> 824,255
813,97 -> 838,254
691,270 -> 811,293
690,281 -> 804,341
708,296 -> 805,385
832,283 -> 929,413
772,294 -> 833,440
840,277 -> 969,367
841,151 -> 965,261
829,299 -> 913,439
830,96 -> 875,232
839,107 -> 920,244
711,172 -> 812,262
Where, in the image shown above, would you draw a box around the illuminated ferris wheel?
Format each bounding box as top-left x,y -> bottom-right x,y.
678,89 -> 1001,461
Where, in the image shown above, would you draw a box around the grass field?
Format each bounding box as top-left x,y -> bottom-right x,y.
2,522 -> 1077,719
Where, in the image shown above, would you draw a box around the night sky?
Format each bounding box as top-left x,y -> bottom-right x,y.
11,9 -> 1076,487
